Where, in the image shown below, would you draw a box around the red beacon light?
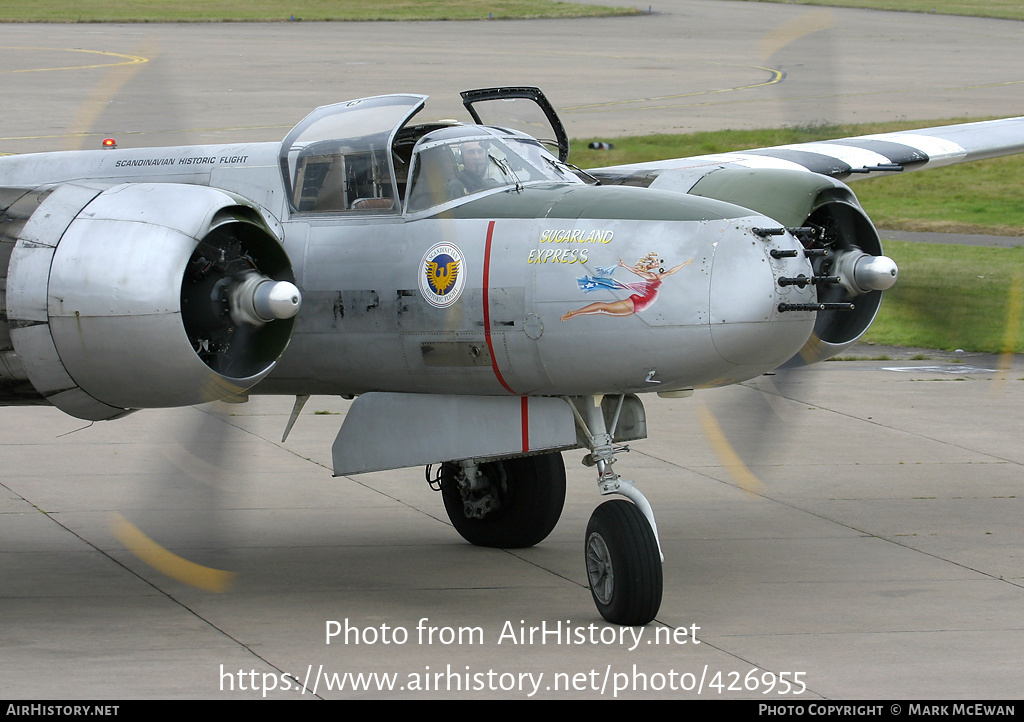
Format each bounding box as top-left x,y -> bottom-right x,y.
102,138 -> 117,149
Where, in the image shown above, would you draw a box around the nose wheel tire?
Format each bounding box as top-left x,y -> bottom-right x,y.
585,499 -> 663,626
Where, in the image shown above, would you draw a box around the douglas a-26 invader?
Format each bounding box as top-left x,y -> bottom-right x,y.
2,87 -> 1022,624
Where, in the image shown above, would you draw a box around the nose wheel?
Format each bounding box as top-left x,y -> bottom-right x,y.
586,499 -> 663,626
568,395 -> 664,626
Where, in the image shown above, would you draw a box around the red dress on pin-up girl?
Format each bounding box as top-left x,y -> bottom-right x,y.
560,253 -> 692,321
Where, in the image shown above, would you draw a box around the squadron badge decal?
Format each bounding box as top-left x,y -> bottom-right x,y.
419,243 -> 467,308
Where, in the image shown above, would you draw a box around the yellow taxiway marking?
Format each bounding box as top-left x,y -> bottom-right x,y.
0,46 -> 148,73
65,46 -> 154,150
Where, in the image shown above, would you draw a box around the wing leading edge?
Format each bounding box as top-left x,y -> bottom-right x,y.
591,116 -> 1024,189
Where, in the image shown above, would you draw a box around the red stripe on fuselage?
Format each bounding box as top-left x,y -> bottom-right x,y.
482,220 -> 517,396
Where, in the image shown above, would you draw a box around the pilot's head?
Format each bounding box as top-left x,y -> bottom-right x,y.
461,141 -> 488,179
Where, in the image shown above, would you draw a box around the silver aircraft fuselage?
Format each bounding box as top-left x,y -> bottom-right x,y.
0,137 -> 818,408
0,134 -> 819,407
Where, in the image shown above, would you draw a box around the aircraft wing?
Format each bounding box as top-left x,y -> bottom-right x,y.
590,116 -> 1024,189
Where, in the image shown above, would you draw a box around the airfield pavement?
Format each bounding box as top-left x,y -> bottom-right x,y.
2,0 -> 1023,700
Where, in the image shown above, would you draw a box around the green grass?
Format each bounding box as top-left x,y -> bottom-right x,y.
732,0 -> 1024,22
0,0 -> 639,22
863,241 -> 1024,353
852,157 -> 1024,237
571,119 -> 1024,237
1,0 -> 1017,22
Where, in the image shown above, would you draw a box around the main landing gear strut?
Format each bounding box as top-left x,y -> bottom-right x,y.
568,395 -> 663,627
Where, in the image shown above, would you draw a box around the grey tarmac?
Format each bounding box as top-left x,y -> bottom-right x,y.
1,1 -> 1023,700
2,350 -> 1022,699
1,0 -> 1022,153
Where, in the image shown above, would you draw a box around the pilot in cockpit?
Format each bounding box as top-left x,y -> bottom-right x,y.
446,141 -> 497,197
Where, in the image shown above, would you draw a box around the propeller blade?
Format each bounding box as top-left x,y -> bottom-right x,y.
110,402 -> 244,591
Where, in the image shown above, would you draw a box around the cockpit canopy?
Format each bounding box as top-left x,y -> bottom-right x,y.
405,125 -> 578,213
279,94 -> 422,214
279,92 -> 581,216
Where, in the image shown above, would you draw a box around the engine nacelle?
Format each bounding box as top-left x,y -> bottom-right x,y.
4,182 -> 298,420
687,168 -> 893,363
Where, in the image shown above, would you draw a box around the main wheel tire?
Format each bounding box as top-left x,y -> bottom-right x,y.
440,452 -> 566,548
585,499 -> 663,626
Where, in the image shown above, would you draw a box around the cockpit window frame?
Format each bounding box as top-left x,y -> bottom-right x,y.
460,86 -> 570,162
279,94 -> 426,216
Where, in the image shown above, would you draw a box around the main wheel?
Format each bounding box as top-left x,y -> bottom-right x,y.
585,499 -> 663,626
440,452 -> 566,548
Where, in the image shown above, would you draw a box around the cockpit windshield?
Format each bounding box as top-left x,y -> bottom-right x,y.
405,126 -> 581,213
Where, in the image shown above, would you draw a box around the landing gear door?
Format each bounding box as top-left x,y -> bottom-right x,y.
460,86 -> 569,162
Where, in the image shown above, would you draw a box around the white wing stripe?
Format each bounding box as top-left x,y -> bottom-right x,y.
855,133 -> 966,167
767,143 -> 892,170
592,116 -> 1024,183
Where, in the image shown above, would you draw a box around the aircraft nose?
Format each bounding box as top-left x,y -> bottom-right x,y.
708,231 -> 815,370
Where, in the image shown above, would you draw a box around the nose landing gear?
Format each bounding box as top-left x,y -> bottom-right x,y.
431,393 -> 663,626
568,395 -> 664,626
586,499 -> 663,626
